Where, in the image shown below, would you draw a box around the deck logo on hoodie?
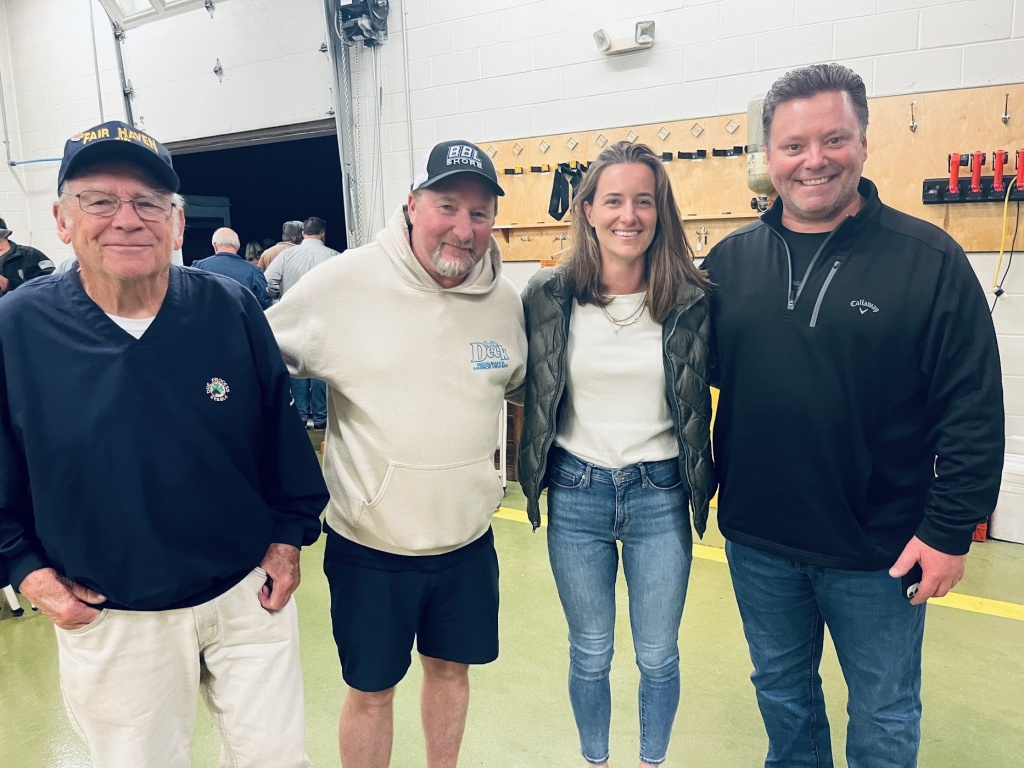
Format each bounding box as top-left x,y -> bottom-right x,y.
470,341 -> 509,370
850,299 -> 879,315
206,377 -> 231,401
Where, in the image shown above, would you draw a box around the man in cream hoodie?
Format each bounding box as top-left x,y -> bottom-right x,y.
267,139 -> 526,768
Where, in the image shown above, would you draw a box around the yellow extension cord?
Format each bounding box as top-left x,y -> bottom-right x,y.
992,172 -> 1019,289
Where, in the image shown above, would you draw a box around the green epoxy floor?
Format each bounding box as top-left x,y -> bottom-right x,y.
2,482 -> 1023,767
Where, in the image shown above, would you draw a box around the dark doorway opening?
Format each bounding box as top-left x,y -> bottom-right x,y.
171,134 -> 346,266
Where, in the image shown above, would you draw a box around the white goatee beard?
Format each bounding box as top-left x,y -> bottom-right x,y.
431,242 -> 479,278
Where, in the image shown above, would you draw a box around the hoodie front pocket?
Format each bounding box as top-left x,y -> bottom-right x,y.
359,456 -> 503,552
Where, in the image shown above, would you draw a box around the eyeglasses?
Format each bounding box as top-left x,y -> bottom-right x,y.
69,190 -> 176,221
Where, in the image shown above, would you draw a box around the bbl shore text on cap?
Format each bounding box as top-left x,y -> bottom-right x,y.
411,140 -> 504,197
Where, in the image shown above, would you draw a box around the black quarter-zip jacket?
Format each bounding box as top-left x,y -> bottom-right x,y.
703,178 -> 1004,570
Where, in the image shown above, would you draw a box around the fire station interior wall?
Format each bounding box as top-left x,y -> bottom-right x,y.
483,84 -> 1024,257
112,0 -> 334,143
0,0 -> 126,260
350,0 -> 1024,437
0,0 -> 333,262
352,0 -> 1024,216
1,0 -> 1024,432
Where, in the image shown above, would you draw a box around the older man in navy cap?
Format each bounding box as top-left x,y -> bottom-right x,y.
0,120 -> 328,768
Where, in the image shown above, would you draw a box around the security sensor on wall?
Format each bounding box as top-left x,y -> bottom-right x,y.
593,21 -> 655,55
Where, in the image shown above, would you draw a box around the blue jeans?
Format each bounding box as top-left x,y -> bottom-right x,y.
546,447 -> 692,766
726,540 -> 926,768
290,377 -> 326,425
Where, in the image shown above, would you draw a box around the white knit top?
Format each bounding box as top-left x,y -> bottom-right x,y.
554,294 -> 678,468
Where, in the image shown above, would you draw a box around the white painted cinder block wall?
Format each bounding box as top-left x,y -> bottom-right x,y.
360,0 -> 1024,435
0,0 -> 334,261
1,0 -> 1023,434
0,2 -> 25,236
363,0 -> 1024,212
0,0 -> 124,258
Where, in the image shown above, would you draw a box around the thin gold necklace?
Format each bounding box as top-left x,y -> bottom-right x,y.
601,291 -> 647,332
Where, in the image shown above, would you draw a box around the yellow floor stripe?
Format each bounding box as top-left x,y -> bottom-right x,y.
494,507 -> 1024,621
928,593 -> 1024,621
494,507 -> 537,526
694,543 -> 727,563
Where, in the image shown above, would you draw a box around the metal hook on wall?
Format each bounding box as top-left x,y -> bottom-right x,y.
908,101 -> 917,133
694,226 -> 709,252
1002,94 -> 1011,125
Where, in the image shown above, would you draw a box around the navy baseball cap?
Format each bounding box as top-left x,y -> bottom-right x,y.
411,139 -> 504,197
57,121 -> 180,194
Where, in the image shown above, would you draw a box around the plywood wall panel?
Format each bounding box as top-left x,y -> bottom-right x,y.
487,83 -> 1024,259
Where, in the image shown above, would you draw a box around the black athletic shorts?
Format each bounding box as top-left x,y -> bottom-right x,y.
322,524 -> 499,692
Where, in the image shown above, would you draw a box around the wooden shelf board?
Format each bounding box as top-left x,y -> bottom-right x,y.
494,222 -> 570,230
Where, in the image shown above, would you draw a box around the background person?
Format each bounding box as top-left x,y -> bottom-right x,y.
244,239 -> 264,263
0,217 -> 55,296
193,227 -> 272,309
265,216 -> 339,428
258,220 -> 304,272
518,141 -> 716,768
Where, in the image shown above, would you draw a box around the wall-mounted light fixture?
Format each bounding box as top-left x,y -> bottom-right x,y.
593,21 -> 655,55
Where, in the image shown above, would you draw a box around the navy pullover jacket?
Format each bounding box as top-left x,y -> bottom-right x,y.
0,267 -> 328,609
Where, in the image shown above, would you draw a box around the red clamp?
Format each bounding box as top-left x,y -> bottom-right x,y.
948,152 -> 965,194
970,151 -> 985,194
993,150 -> 1008,193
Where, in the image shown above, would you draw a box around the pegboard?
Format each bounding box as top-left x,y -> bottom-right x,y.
484,83 -> 1024,259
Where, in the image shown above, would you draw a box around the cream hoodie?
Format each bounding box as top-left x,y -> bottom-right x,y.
267,207 -> 527,556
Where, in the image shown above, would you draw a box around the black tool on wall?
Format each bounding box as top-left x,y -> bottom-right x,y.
549,162 -> 588,221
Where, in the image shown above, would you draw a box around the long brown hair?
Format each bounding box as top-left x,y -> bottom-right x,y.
561,141 -> 709,323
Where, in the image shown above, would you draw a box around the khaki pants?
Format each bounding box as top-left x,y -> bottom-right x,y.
55,568 -> 311,768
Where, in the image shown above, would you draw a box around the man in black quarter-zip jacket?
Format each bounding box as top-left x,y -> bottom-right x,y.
702,63 -> 1003,768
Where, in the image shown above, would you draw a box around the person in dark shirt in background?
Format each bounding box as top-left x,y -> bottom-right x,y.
702,63 -> 1004,768
0,120 -> 328,768
0,217 -> 55,296
193,226 -> 272,309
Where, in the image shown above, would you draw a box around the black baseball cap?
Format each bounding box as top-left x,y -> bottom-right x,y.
0,217 -> 10,240
411,139 -> 504,197
57,121 -> 180,194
